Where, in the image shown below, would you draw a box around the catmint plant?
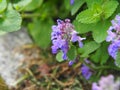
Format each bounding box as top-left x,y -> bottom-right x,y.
51,19 -> 85,63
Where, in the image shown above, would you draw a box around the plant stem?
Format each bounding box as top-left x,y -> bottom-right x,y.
83,61 -> 120,71
94,65 -> 120,71
26,68 -> 40,85
97,69 -> 103,78
12,74 -> 29,86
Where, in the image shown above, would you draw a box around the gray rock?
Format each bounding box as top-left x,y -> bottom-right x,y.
0,28 -> 32,87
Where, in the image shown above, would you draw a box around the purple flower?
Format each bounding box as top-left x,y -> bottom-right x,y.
81,59 -> 92,80
111,15 -> 120,32
69,61 -> 74,66
106,26 -> 116,42
106,15 -> 120,42
92,75 -> 120,90
108,40 -> 120,60
81,64 -> 92,80
106,15 -> 120,62
51,19 -> 85,61
70,0 -> 74,5
92,83 -> 102,90
71,31 -> 85,47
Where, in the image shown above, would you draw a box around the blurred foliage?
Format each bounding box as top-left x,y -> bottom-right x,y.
0,0 -> 120,89
28,18 -> 53,49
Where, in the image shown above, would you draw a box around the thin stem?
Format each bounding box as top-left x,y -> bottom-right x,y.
97,69 -> 103,78
83,61 -> 120,71
12,74 -> 29,86
26,68 -> 40,85
94,65 -> 120,71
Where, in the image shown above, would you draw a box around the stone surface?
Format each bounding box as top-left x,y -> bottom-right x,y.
0,28 -> 32,87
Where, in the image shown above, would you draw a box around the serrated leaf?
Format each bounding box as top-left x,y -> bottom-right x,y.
0,4 -> 22,32
67,45 -> 76,60
28,18 -> 53,49
78,41 -> 100,57
13,0 -> 32,11
116,52 -> 120,68
0,0 -> 7,13
90,42 -> 109,64
73,20 -> 94,34
76,8 -> 101,24
56,51 -> 64,62
92,20 -> 111,43
103,0 -> 119,19
71,0 -> 85,15
24,0 -> 43,11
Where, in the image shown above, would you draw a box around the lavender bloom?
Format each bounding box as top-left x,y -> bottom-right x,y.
108,40 -> 120,60
70,0 -> 74,5
106,15 -> 120,61
71,31 -> 85,47
106,15 -> 120,42
81,64 -> 92,80
92,75 -> 120,90
106,26 -> 116,42
69,61 -> 74,66
111,15 -> 120,32
51,19 -> 85,60
81,59 -> 92,80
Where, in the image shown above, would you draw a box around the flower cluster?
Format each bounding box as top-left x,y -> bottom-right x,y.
92,75 -> 120,90
106,15 -> 120,60
51,19 -> 85,61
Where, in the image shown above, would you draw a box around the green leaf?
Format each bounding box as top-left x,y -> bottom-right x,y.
24,0 -> 43,11
0,0 -> 7,13
90,42 -> 109,64
116,52 -> 120,68
71,0 -> 85,15
76,8 -> 101,24
67,45 -> 77,60
92,20 -> 111,43
102,0 -> 119,19
85,0 -> 103,8
0,4 -> 22,32
78,41 -> 100,57
113,3 -> 120,16
64,0 -> 71,10
73,20 -> 94,34
13,0 -> 32,11
56,51 -> 64,62
28,18 -> 53,49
